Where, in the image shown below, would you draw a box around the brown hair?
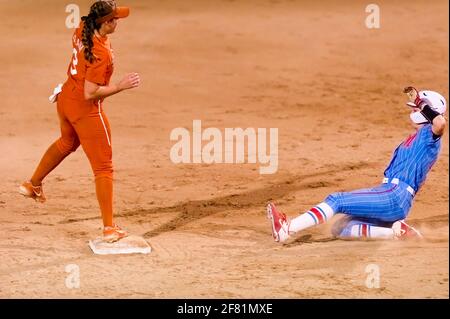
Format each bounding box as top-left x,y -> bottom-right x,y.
80,1 -> 113,63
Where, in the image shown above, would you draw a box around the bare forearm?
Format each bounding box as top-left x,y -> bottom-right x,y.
84,83 -> 122,100
432,115 -> 446,136
84,73 -> 140,101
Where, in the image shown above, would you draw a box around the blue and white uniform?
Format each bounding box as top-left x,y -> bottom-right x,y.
325,124 -> 441,237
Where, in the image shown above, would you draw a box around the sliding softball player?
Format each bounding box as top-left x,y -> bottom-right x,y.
268,87 -> 446,241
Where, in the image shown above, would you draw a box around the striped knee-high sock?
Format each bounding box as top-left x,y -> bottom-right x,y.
349,224 -> 394,239
289,202 -> 335,233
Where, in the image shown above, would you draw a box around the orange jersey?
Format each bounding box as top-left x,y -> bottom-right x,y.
64,21 -> 114,98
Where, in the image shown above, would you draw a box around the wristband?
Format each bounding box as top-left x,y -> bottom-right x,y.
421,104 -> 440,123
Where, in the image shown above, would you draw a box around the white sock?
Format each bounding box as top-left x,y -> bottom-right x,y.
289,202 -> 335,233
348,224 -> 394,239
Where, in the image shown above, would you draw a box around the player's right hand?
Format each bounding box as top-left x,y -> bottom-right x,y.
118,73 -> 141,91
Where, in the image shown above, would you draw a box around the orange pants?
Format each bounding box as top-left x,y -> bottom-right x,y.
55,88 -> 113,179
31,86 -> 114,227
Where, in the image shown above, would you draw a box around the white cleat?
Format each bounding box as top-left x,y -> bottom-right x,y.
19,181 -> 46,203
266,202 -> 290,243
392,220 -> 423,239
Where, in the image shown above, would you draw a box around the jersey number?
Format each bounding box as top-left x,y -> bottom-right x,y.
70,48 -> 78,75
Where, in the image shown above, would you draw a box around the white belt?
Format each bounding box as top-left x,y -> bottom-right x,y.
382,177 -> 415,196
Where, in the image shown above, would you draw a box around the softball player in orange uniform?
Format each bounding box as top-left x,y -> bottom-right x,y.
19,0 -> 140,242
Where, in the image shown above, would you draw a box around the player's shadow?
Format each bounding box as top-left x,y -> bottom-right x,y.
59,161 -> 373,239
139,162 -> 372,238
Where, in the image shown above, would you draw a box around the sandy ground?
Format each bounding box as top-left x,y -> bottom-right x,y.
0,0 -> 448,298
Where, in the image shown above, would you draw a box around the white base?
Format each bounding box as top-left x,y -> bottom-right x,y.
88,235 -> 152,255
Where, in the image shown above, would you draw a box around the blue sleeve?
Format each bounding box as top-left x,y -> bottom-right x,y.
420,124 -> 441,144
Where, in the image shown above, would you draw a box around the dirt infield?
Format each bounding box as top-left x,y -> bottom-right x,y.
0,0 -> 448,298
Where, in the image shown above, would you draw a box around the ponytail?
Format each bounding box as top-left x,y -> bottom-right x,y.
80,1 -> 114,63
81,14 -> 96,63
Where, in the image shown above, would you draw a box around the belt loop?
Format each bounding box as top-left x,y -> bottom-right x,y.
382,177 -> 415,196
407,186 -> 415,197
